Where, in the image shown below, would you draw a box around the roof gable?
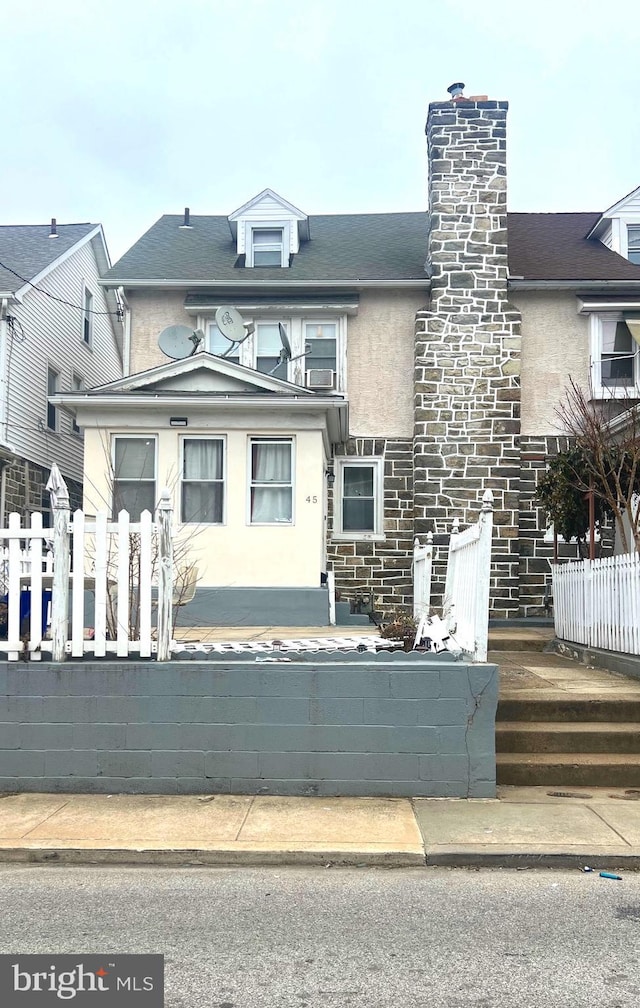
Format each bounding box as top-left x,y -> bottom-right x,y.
90,351 -> 317,396
228,189 -> 307,224
0,223 -> 100,294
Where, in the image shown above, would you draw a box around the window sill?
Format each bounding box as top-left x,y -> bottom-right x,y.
332,532 -> 385,543
590,386 -> 640,400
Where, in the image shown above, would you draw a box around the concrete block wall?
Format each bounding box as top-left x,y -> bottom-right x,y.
0,654 -> 498,798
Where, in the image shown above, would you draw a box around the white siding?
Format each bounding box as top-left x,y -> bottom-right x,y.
5,236 -> 122,483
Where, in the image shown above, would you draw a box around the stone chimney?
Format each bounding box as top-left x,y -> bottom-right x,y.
414,88 -> 522,619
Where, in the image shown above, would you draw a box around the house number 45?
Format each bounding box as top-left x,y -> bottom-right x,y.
305,495 -> 318,503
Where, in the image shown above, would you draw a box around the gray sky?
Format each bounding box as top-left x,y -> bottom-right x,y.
4,0 -> 639,262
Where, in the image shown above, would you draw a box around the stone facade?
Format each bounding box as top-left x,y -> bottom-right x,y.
2,456 -> 82,525
414,100 -> 522,619
327,437 -> 414,614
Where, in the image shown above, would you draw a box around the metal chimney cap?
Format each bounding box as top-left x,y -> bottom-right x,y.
447,82 -> 466,97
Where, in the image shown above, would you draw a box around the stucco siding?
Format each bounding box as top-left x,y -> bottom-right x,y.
513,291 -> 590,435
82,424 -> 326,588
128,290 -> 193,375
348,290 -> 425,438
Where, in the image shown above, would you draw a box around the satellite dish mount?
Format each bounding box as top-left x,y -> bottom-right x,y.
268,323 -> 310,375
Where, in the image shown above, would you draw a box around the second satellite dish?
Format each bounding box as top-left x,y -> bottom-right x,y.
278,323 -> 292,360
158,325 -> 202,360
215,306 -> 247,344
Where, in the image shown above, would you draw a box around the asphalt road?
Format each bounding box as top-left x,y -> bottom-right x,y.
0,865 -> 639,1007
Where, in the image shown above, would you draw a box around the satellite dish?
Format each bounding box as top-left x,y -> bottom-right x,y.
215,306 -> 246,343
278,323 -> 292,360
158,325 -> 201,360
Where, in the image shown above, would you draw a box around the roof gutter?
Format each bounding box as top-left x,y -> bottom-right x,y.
98,278 -> 430,290
509,279 -> 640,291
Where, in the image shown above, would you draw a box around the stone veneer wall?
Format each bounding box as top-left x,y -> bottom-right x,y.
519,434 -> 578,617
327,437 -> 414,615
414,99 -> 522,619
2,456 -> 82,524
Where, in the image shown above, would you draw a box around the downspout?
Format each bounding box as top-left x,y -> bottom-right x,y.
118,287 -> 131,377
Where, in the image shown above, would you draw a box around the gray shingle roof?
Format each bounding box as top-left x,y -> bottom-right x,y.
103,213 -> 430,283
103,210 -> 640,286
0,223 -> 98,292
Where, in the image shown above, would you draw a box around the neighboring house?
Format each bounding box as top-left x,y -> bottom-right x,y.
51,90 -> 640,626
0,222 -> 123,522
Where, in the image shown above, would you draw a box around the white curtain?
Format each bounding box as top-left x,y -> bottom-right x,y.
251,442 -> 292,523
184,440 -> 222,480
182,440 -> 223,523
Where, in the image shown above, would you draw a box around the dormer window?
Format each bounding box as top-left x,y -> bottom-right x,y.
251,228 -> 285,267
628,226 -> 640,265
227,190 -> 309,268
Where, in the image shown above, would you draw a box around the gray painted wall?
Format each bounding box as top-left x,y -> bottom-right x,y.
0,654 -> 498,798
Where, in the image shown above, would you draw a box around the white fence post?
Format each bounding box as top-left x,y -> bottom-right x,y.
47,466 -> 70,663
473,490 -> 494,663
413,532 -> 434,619
156,489 -> 173,662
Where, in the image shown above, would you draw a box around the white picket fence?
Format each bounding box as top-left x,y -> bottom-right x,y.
0,477 -> 174,661
413,532 -> 434,619
552,552 -> 640,656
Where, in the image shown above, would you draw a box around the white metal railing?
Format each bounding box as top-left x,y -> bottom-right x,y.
413,532 -> 434,619
0,467 -> 174,662
553,551 -> 640,656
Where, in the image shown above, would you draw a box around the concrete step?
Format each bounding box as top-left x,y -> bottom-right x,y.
496,722 -> 640,754
496,752 -> 640,787
497,697 -> 640,723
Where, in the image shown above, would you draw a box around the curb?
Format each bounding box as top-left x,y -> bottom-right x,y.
0,847 -> 427,868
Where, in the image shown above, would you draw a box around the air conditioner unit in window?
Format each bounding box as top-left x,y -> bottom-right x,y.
306,369 -> 335,389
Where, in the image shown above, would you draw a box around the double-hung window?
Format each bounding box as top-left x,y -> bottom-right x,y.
113,437 -> 156,520
250,228 -> 285,267
181,438 -> 224,524
591,313 -> 640,394
334,458 -> 384,539
255,322 -> 287,378
305,322 -> 337,388
249,438 -> 293,524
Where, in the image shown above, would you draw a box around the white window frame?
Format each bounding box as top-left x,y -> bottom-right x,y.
198,312 -> 347,390
333,457 -> 385,542
246,222 -> 289,268
627,224 -> 640,265
180,435 -> 226,526
247,436 -> 295,526
111,435 -> 157,520
82,282 -> 94,345
589,312 -> 640,398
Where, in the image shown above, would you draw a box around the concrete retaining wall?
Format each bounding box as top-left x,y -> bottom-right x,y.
0,654 -> 498,798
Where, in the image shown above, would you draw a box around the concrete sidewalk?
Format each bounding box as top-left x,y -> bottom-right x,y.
1,787 -> 639,869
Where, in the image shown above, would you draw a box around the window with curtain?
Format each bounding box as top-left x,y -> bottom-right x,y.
112,437 -> 156,520
181,438 -> 224,523
249,438 -> 293,524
